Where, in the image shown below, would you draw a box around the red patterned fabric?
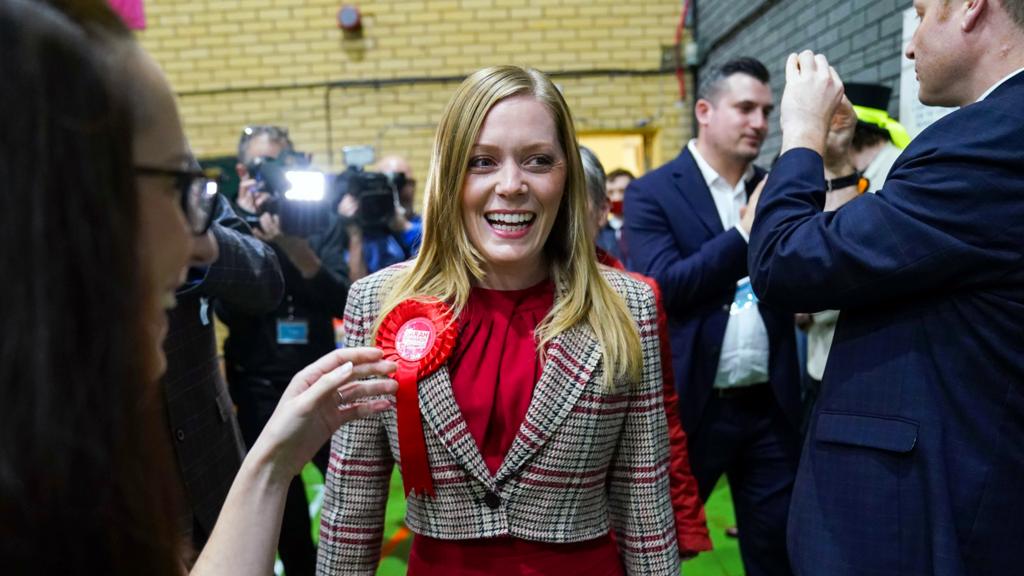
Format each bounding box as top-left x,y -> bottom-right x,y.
407,281 -> 623,573
449,281 -> 553,475
599,248 -> 713,555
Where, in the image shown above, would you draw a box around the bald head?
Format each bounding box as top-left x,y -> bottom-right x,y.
374,154 -> 417,210
375,155 -> 412,178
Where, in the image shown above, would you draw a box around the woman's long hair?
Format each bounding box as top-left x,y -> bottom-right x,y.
376,66 -> 642,388
0,1 -> 181,573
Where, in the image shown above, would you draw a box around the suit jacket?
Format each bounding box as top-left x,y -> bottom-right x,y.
162,195 -> 284,541
748,71 -> 1024,575
317,265 -> 679,575
624,149 -> 801,433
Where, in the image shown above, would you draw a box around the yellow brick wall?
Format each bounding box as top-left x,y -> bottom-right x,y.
138,0 -> 692,184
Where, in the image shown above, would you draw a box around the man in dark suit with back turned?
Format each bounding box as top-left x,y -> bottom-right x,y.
747,0 -> 1024,573
163,182 -> 284,561
625,57 -> 801,576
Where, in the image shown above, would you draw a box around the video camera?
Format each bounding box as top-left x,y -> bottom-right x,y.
333,146 -> 403,233
243,151 -> 331,237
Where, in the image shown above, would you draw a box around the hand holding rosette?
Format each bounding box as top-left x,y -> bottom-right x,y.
251,347 -> 398,485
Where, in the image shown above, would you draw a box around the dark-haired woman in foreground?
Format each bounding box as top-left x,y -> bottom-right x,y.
0,2 -> 396,574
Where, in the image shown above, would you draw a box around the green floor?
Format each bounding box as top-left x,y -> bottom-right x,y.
301,465 -> 744,575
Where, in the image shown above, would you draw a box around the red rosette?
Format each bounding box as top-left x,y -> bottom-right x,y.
376,298 -> 456,498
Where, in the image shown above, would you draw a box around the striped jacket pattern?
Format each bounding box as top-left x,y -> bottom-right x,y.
316,264 -> 679,575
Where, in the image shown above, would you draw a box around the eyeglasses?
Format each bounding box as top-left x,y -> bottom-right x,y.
135,165 -> 222,235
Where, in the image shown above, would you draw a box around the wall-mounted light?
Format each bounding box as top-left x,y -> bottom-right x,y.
337,4 -> 362,32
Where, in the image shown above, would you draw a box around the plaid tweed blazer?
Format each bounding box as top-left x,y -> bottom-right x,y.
317,265 -> 679,575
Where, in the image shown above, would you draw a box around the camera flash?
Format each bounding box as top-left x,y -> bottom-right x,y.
284,171 -> 326,202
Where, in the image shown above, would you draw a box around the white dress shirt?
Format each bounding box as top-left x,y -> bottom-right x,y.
976,67 -> 1024,102
687,140 -> 770,389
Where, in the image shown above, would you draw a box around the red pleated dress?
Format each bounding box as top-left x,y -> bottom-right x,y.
406,280 -> 625,576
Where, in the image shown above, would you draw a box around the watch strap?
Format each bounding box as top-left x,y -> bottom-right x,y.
827,171 -> 869,194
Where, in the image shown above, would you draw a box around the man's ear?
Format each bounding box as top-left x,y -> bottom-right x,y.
962,0 -> 987,32
235,162 -> 248,179
695,98 -> 713,127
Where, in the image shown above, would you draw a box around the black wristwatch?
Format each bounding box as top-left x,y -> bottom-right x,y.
826,171 -> 869,194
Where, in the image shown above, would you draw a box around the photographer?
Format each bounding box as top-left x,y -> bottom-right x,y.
377,153 -> 423,253
217,125 -> 350,576
337,152 -> 419,281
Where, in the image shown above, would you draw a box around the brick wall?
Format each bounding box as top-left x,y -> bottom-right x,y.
137,0 -> 693,184
695,0 -> 908,162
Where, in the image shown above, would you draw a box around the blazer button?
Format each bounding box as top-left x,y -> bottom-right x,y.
483,490 -> 500,510
721,304 -> 730,312
175,428 -> 186,442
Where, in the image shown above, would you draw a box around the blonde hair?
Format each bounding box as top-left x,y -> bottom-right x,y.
375,65 -> 642,388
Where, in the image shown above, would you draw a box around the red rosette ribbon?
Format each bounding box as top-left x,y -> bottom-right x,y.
376,298 -> 456,498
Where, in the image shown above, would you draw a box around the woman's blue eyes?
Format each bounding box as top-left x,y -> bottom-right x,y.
468,156 -> 495,168
468,155 -> 554,169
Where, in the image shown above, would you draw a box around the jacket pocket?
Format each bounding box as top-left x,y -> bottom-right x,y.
816,411 -> 918,453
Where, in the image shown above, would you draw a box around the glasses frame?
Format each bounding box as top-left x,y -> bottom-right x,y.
135,165 -> 222,235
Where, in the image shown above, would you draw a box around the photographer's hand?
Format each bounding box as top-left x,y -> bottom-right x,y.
390,205 -> 412,234
254,213 -> 323,279
236,177 -> 259,214
338,194 -> 368,281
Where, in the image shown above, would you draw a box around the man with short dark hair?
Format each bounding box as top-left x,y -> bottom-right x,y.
748,0 -> 1024,573
626,57 -> 800,576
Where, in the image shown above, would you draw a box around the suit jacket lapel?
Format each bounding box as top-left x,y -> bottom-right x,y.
494,322 -> 602,484
417,366 -> 493,487
672,149 -> 724,236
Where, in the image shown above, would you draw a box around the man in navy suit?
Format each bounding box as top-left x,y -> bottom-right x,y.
747,0 -> 1024,573
626,57 -> 801,576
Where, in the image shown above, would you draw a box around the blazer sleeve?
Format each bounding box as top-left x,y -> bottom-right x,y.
179,195 -> 284,314
749,133 -> 1024,312
316,280 -> 394,576
643,276 -> 712,554
607,281 -> 681,575
625,178 -> 749,315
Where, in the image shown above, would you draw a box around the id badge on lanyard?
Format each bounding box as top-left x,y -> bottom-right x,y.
276,295 -> 309,345
730,278 -> 758,316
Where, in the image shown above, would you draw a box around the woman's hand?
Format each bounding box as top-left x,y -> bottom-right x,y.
249,347 -> 397,484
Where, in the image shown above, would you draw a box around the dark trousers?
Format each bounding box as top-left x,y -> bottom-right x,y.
687,383 -> 799,576
229,372 -> 328,576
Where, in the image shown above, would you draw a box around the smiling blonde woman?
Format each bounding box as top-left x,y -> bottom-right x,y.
317,66 -> 679,576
